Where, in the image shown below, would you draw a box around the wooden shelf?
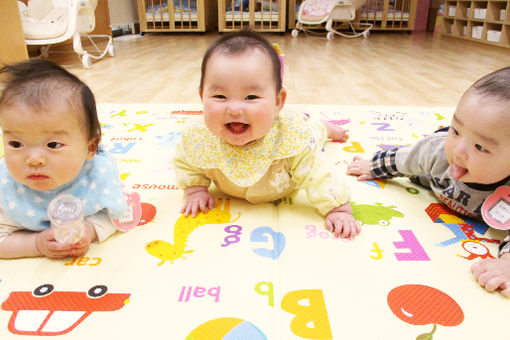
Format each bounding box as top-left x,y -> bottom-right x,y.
0,0 -> 28,64
442,0 -> 510,48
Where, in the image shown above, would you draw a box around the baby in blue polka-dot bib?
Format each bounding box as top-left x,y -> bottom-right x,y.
0,60 -> 128,259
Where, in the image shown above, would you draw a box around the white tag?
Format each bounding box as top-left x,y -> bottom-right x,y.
487,198 -> 510,224
117,205 -> 134,224
482,186 -> 510,230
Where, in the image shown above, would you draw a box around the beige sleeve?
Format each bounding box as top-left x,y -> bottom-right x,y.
173,140 -> 212,189
85,212 -> 118,243
290,143 -> 350,216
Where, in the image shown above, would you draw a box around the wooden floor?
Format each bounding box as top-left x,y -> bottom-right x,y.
47,31 -> 510,107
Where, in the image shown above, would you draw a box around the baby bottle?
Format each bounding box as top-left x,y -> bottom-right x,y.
48,194 -> 85,244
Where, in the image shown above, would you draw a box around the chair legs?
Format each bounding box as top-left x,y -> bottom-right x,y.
72,31 -> 114,68
325,21 -> 372,39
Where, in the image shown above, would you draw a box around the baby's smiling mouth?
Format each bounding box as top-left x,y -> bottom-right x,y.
226,122 -> 249,134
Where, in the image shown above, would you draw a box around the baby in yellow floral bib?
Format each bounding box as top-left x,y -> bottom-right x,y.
174,30 -> 360,239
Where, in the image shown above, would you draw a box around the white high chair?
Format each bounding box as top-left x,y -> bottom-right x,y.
18,0 -> 114,68
292,0 -> 372,40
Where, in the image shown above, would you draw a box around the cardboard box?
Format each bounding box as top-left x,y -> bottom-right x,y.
487,29 -> 501,42
474,8 -> 486,19
472,25 -> 483,39
448,5 -> 456,16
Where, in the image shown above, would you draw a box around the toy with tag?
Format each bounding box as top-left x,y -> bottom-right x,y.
481,186 -> 510,230
113,192 -> 142,231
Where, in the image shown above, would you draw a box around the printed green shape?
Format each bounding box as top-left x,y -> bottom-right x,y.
351,202 -> 404,226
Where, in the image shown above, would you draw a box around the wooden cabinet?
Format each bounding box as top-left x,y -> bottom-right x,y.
137,0 -> 216,33
0,0 -> 28,64
442,0 -> 510,48
218,0 -> 286,32
288,0 -> 417,30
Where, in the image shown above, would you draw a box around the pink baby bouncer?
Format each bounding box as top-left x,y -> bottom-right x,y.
292,0 -> 372,40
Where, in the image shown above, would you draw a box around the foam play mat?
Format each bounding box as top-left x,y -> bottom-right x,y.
1,104 -> 508,339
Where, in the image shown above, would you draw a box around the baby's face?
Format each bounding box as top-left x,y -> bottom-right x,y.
444,92 -> 510,184
200,50 -> 286,146
0,103 -> 95,191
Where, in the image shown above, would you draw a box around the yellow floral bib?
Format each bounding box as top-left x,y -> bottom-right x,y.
180,111 -> 316,187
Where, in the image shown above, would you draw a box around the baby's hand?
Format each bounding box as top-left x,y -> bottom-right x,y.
340,130 -> 349,143
333,128 -> 349,143
323,120 -> 350,142
36,226 -> 93,259
66,222 -> 96,257
326,203 -> 360,239
181,186 -> 216,217
326,212 -> 360,239
347,156 -> 374,181
36,229 -> 69,258
471,254 -> 510,296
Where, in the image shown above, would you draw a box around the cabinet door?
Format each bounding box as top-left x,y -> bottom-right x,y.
0,0 -> 28,63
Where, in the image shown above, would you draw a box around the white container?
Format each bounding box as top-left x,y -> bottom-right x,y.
463,25 -> 467,36
466,7 -> 470,17
472,25 -> 483,39
500,9 -> 506,21
487,29 -> 501,42
474,8 -> 486,19
48,194 -> 84,244
448,5 -> 456,16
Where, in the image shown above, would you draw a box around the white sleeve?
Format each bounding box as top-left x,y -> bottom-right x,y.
0,204 -> 22,244
85,211 -> 118,243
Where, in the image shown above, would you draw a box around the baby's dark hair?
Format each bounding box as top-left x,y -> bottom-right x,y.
470,66 -> 510,100
0,59 -> 101,148
199,30 -> 282,93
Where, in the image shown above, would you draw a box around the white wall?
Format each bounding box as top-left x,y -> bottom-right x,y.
108,0 -> 138,26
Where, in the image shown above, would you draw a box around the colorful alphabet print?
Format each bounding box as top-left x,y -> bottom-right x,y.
171,110 -> 203,115
361,178 -> 387,189
387,284 -> 463,339
156,131 -> 182,147
281,289 -> 332,339
138,202 -> 157,226
351,202 -> 404,226
328,118 -> 350,126
457,240 -> 495,260
1,284 -> 130,336
250,226 -> 286,260
425,203 -> 500,246
185,317 -> 267,339
145,198 -> 240,265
